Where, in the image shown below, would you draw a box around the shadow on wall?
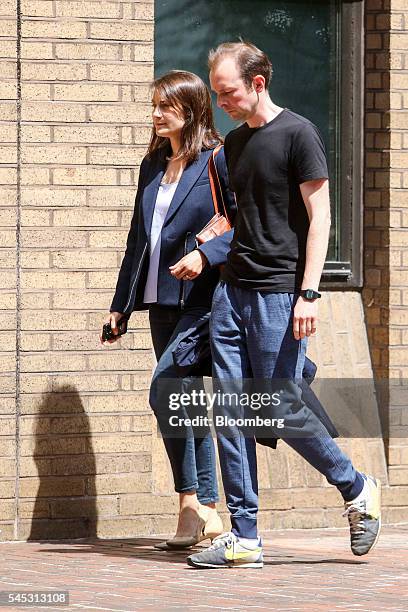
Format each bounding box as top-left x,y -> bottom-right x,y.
28,385 -> 97,540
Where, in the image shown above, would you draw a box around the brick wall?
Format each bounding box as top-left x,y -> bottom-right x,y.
1,0 -> 155,540
388,0 -> 408,494
363,0 -> 408,515
364,0 -> 391,381
0,0 -> 18,536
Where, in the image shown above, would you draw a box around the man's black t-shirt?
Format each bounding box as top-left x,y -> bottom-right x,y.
222,109 -> 329,292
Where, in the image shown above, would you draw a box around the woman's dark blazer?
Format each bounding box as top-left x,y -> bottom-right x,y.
110,146 -> 237,315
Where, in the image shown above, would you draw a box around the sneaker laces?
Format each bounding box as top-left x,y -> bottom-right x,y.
207,532 -> 235,551
342,499 -> 367,536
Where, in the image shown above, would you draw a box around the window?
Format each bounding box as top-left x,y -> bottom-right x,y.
155,0 -> 363,286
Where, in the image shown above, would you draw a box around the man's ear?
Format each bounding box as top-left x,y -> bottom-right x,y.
253,75 -> 265,93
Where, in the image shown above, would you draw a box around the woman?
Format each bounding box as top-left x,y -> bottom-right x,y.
101,71 -> 236,548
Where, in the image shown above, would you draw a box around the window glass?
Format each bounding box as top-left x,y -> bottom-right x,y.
155,0 -> 341,261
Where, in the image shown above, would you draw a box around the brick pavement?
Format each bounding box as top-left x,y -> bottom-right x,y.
0,525 -> 407,611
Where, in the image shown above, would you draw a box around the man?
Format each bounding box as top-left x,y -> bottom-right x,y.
187,41 -> 381,569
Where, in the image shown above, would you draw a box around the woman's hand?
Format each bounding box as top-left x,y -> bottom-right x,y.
169,250 -> 207,280
100,311 -> 125,345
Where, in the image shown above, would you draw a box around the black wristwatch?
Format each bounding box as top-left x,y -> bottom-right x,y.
300,289 -> 321,301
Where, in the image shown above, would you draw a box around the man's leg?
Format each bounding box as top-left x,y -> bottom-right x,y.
241,292 -> 361,498
244,291 -> 381,556
188,288 -> 380,568
209,282 -> 258,538
187,282 -> 264,569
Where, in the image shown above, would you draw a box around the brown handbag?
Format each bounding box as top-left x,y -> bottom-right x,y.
195,145 -> 232,245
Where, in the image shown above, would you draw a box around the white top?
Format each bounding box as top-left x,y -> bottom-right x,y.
143,181 -> 179,303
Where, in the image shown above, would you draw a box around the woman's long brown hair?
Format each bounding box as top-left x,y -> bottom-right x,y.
147,70 -> 222,164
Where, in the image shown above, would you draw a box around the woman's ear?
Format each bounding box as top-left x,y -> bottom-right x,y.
184,107 -> 193,124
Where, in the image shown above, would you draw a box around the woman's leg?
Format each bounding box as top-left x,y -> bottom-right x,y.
148,305 -> 219,535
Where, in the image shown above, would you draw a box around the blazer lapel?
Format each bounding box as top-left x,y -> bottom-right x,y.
142,161 -> 165,236
163,150 -> 212,227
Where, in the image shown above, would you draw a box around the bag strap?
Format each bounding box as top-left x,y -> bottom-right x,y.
208,145 -> 231,225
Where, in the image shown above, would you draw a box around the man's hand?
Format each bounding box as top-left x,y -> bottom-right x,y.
169,250 -> 207,280
100,311 -> 124,345
293,296 -> 318,340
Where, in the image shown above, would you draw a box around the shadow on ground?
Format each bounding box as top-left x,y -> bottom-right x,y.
32,536 -> 367,567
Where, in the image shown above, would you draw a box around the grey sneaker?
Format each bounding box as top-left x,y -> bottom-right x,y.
187,532 -> 263,569
343,475 -> 382,556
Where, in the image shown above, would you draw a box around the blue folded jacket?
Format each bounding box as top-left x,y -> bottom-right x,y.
172,318 -> 339,447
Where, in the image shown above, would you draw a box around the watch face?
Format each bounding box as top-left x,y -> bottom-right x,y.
302,289 -> 319,299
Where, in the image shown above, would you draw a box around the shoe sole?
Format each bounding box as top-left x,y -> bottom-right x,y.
166,533 -> 218,548
187,558 -> 263,569
155,542 -> 194,550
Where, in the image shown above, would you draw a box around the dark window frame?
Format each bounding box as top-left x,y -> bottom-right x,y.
154,0 -> 364,288
321,0 -> 364,289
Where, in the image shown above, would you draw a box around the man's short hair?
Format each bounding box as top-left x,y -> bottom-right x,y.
208,41 -> 273,90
